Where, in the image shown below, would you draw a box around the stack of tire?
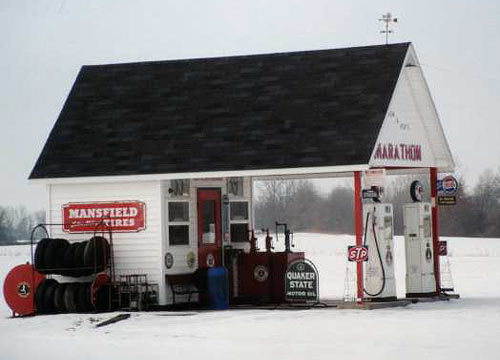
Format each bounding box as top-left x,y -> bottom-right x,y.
34,279 -> 114,314
33,236 -> 113,314
34,236 -> 110,276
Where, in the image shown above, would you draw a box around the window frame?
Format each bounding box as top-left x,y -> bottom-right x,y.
229,200 -> 250,243
167,200 -> 190,246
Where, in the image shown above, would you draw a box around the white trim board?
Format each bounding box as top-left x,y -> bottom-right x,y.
29,164 -> 371,185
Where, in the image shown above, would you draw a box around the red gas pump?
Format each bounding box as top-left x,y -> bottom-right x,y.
235,223 -> 304,305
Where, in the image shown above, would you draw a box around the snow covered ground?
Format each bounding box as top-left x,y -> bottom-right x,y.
1,234 -> 499,360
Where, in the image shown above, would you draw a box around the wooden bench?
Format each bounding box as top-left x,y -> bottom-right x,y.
166,270 -> 207,305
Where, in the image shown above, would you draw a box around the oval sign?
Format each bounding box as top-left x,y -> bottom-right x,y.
347,245 -> 369,262
442,175 -> 458,195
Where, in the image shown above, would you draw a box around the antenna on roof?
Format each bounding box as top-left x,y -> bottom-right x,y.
379,12 -> 398,45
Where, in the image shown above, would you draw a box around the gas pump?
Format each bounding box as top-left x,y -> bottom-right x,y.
403,181 -> 436,297
362,184 -> 397,302
363,202 -> 397,301
275,222 -> 294,252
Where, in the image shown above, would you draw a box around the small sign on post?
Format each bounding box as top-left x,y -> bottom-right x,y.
348,245 -> 369,262
285,259 -> 319,303
438,241 -> 448,256
437,175 -> 458,206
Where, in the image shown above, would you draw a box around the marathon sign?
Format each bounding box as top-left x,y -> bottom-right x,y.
285,259 -> 319,303
62,201 -> 146,233
374,143 -> 422,162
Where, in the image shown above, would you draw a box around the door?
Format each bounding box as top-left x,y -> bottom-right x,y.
197,188 -> 222,268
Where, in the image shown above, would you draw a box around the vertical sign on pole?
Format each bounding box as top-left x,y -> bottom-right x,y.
430,167 -> 441,293
354,172 -> 364,304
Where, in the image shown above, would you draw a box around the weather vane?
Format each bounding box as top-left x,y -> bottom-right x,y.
379,12 -> 398,45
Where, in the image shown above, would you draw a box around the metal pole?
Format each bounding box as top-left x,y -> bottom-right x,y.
354,172 -> 364,304
430,167 -> 441,294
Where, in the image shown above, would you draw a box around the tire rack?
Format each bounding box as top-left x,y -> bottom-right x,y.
29,220 -> 116,313
118,274 -> 158,311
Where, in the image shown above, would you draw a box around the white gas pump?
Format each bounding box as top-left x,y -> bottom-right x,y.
403,201 -> 436,297
363,202 -> 397,301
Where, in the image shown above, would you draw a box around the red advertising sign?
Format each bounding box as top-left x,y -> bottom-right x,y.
62,201 -> 146,233
348,246 -> 369,262
438,241 -> 448,256
373,143 -> 422,162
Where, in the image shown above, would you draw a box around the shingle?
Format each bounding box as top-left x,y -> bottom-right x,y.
29,43 -> 410,179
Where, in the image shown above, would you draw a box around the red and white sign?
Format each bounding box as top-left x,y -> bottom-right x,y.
373,143 -> 422,162
348,246 -> 369,262
62,201 -> 146,233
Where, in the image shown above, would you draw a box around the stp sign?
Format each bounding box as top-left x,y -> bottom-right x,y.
348,246 -> 369,262
62,201 -> 146,233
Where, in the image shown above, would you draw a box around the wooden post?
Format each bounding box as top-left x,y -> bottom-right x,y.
430,167 -> 441,293
354,171 -> 364,303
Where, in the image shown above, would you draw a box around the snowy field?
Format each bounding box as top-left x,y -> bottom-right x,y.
1,234 -> 499,360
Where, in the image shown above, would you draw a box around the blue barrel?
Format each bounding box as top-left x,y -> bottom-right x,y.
207,267 -> 229,310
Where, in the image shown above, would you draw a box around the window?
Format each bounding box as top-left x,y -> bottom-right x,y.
424,216 -> 431,238
230,201 -> 249,221
229,201 -> 249,243
231,223 -> 248,243
384,216 -> 393,240
168,201 -> 189,246
227,177 -> 244,197
202,200 -> 216,244
169,225 -> 189,245
169,202 -> 189,222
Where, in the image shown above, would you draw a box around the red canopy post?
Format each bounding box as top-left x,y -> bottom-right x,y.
430,167 -> 441,293
354,171 -> 364,303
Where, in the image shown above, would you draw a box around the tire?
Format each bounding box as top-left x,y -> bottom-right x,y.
44,238 -> 69,274
43,280 -> 59,313
410,180 -> 423,202
35,278 -> 58,314
76,283 -> 93,313
74,242 -> 92,277
34,238 -> 52,273
63,282 -> 79,313
83,236 -> 110,273
53,283 -> 67,313
62,243 -> 79,277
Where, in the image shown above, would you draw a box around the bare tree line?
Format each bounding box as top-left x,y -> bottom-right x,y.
255,168 -> 500,238
0,206 -> 45,244
1,167 -> 498,244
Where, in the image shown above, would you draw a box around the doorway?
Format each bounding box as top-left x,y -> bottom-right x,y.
197,188 -> 222,268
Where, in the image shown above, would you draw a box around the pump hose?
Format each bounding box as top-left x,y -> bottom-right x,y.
363,210 -> 386,297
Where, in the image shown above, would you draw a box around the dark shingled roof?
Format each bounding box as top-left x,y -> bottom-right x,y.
30,42 -> 410,179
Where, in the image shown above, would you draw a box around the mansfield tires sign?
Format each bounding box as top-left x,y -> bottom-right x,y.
285,259 -> 319,303
62,201 -> 146,233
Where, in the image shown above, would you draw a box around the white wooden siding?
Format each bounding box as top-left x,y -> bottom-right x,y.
47,181 -> 166,304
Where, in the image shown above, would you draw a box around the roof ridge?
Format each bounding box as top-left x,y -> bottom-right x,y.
82,42 -> 412,69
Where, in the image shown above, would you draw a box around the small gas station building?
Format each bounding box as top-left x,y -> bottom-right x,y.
29,42 -> 454,306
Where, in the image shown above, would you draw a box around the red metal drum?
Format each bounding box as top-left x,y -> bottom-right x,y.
3,264 -> 46,316
271,252 -> 304,303
237,252 -> 272,303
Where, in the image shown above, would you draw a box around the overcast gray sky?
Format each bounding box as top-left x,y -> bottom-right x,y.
1,0 -> 499,210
